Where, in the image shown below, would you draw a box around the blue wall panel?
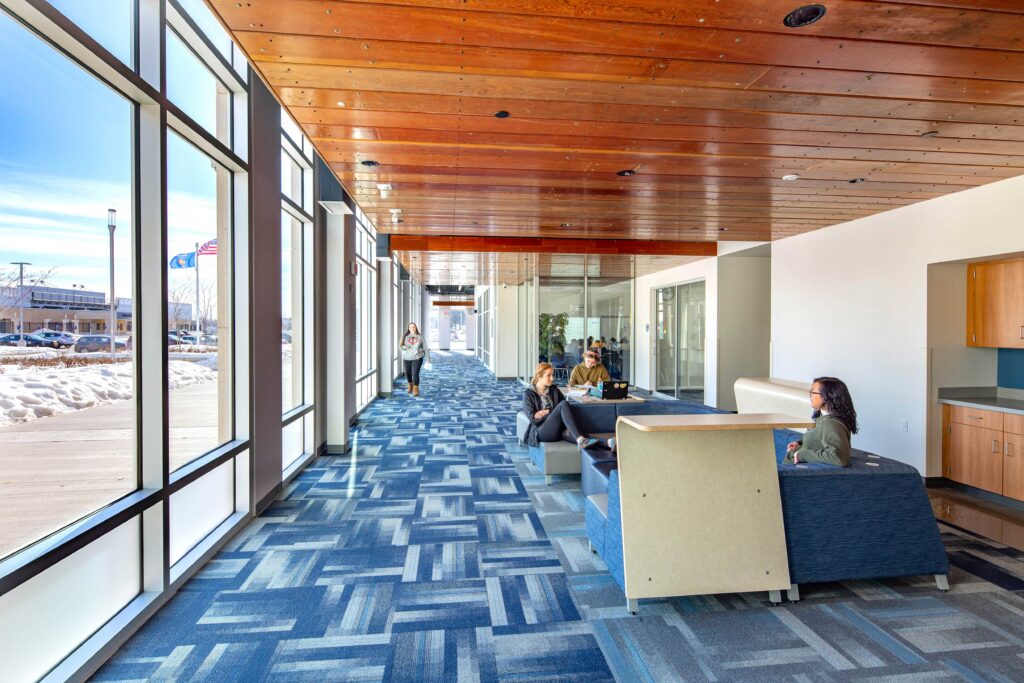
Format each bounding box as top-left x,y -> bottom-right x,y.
998,348 -> 1024,389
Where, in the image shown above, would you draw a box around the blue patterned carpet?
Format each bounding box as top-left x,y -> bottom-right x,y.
94,352 -> 1024,681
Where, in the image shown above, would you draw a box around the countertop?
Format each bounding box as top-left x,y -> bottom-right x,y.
939,396 -> 1024,416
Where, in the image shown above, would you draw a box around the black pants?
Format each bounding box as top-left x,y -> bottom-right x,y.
536,401 -> 585,443
404,357 -> 423,386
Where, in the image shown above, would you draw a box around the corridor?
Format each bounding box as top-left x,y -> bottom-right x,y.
95,353 -> 1024,682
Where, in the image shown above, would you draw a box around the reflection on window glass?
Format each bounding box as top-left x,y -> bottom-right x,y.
281,210 -> 304,413
48,0 -> 134,67
0,10 -> 134,559
587,277 -> 632,383
281,149 -> 302,204
281,110 -> 303,146
538,277 -> 584,384
176,0 -> 233,62
166,29 -> 231,143
166,132 -> 233,470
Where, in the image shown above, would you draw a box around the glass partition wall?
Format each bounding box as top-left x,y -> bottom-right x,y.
655,281 -> 706,401
518,257 -> 634,386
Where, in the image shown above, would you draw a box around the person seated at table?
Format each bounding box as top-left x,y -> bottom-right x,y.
524,362 -> 607,451
784,376 -> 858,466
569,349 -> 611,387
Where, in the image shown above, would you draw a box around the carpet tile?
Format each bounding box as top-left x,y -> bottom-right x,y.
95,352 -> 1024,682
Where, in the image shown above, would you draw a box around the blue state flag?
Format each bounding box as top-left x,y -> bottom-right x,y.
169,251 -> 196,269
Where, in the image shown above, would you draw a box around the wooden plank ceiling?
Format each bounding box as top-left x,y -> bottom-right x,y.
209,0 -> 1024,283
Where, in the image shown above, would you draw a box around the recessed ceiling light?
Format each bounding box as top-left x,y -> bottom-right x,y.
560,223 -> 572,228
494,110 -> 510,118
782,174 -> 800,181
920,130 -> 939,138
336,101 -> 346,107
719,227 -> 729,231
849,177 -> 866,183
783,4 -> 827,28
360,160 -> 379,167
616,169 -> 636,176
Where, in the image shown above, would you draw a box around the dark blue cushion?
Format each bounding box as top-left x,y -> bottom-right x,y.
570,403 -> 618,434
779,451 -> 949,584
617,401 -> 727,418
582,458 -> 618,497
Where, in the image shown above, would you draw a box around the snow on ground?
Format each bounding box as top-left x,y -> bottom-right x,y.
0,360 -> 216,427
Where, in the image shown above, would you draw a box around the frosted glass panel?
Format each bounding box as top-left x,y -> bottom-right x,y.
169,460 -> 233,565
282,417 -> 304,470
304,412 -> 315,456
0,518 -> 140,683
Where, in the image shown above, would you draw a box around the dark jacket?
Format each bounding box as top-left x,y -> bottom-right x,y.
783,413 -> 852,466
522,384 -> 564,448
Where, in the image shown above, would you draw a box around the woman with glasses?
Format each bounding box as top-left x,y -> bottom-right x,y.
784,377 -> 859,466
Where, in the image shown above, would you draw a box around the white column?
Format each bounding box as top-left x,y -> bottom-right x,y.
438,307 -> 451,351
378,259 -> 394,394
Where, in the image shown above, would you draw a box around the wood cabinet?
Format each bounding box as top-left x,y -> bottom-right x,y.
966,258 -> 1024,348
944,404 -> 1024,500
1005,415 -> 1024,501
949,422 -> 1002,493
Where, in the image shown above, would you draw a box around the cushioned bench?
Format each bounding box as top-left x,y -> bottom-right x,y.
517,399 -> 719,484
585,424 -> 951,608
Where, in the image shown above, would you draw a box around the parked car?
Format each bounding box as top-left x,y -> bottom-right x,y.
74,335 -> 128,353
177,334 -> 199,345
32,330 -> 77,348
0,333 -> 49,347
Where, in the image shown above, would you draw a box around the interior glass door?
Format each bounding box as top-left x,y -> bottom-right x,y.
655,287 -> 677,394
678,281 -> 706,395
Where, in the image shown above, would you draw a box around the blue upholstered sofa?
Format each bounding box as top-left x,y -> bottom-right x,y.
572,404 -> 950,603
516,400 -> 722,484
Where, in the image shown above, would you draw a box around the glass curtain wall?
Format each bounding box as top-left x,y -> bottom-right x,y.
525,257 -> 633,386
280,109 -> 315,471
353,206 -> 377,411
0,2 -> 252,680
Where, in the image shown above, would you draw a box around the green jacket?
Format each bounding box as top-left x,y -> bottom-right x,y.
569,363 -> 610,386
783,414 -> 852,466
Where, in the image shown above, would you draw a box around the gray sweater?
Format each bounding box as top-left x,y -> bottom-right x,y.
400,334 -> 430,362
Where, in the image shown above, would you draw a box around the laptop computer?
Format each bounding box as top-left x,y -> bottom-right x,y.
589,380 -> 629,400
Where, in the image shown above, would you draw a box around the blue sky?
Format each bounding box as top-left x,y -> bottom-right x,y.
0,5 -> 227,310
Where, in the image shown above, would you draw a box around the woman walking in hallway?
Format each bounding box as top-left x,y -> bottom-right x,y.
400,322 -> 430,397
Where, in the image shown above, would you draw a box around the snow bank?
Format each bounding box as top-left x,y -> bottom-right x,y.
0,360 -> 216,427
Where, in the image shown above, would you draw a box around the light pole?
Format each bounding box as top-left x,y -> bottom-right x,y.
10,261 -> 31,347
108,209 -> 116,359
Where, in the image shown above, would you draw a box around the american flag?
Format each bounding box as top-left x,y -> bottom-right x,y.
197,239 -> 218,255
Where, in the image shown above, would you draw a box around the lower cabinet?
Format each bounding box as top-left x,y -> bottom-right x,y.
944,405 -> 1024,500
949,422 -> 1003,494
1005,430 -> 1024,500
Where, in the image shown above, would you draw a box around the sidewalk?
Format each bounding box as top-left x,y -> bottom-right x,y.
0,381 -> 219,559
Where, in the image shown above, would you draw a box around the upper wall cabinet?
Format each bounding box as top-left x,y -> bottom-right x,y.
967,258 -> 1024,348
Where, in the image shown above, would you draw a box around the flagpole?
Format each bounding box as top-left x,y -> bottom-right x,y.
195,242 -> 200,334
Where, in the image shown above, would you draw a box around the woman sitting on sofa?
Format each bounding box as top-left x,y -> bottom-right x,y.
784,376 -> 859,466
523,362 -> 605,451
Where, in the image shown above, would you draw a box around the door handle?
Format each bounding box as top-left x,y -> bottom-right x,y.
992,439 -> 999,453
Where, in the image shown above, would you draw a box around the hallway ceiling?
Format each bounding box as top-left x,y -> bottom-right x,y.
210,0 -> 1024,250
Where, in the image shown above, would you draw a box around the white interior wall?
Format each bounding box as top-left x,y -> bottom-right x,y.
772,174 -> 1024,475
717,254 -> 772,412
634,257 -> 719,406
